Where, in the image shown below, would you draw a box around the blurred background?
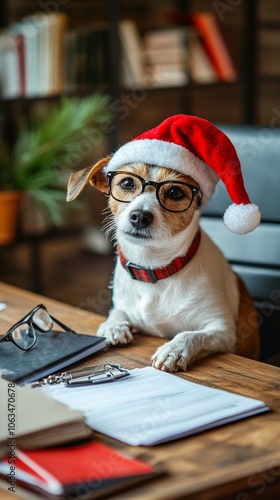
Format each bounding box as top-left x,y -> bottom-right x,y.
0,0 -> 279,361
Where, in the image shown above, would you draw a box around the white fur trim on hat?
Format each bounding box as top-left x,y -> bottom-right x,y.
223,203 -> 261,234
105,139 -> 219,205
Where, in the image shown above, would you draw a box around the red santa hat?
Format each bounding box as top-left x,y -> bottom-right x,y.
104,114 -> 261,234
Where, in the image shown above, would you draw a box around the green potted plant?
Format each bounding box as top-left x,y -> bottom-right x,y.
0,93 -> 112,245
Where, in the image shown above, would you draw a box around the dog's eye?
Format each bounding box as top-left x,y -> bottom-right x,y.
119,178 -> 135,191
165,187 -> 186,200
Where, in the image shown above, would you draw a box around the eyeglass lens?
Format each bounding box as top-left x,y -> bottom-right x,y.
10,307 -> 52,349
33,308 -> 52,331
11,323 -> 36,349
110,173 -> 194,211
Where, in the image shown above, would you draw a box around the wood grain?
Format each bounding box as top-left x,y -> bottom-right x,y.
0,281 -> 280,500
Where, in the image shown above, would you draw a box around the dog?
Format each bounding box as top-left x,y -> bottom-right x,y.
67,115 -> 260,371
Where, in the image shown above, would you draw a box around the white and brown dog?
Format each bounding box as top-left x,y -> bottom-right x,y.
67,115 -> 261,372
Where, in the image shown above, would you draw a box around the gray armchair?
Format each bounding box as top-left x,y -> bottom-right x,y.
201,124 -> 280,364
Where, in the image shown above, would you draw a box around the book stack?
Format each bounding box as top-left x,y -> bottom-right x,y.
118,19 -> 147,89
0,377 -> 159,498
0,376 -> 92,457
143,27 -> 190,88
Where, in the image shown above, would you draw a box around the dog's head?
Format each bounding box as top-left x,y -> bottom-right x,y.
67,158 -> 202,244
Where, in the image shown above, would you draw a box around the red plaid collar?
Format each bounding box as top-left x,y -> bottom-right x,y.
117,230 -> 201,284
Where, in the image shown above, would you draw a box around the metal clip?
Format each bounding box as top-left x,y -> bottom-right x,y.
31,364 -> 130,388
31,373 -> 65,388
65,364 -> 130,387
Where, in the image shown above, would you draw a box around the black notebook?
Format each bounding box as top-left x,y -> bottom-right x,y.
0,330 -> 106,385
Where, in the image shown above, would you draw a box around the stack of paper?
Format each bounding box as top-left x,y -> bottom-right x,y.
42,367 -> 269,446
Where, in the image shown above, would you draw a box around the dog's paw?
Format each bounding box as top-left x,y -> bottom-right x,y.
97,320 -> 133,346
151,341 -> 190,372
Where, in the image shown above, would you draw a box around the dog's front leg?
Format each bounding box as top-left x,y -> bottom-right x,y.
97,308 -> 133,346
151,329 -> 236,372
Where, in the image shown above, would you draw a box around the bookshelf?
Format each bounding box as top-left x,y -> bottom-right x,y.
1,1 -> 279,132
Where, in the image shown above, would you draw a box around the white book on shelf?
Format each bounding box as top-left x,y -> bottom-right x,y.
33,13 -> 53,95
0,33 -> 21,99
118,19 -> 147,88
21,18 -> 40,97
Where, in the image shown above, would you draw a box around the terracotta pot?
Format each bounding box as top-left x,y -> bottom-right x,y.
0,190 -> 23,245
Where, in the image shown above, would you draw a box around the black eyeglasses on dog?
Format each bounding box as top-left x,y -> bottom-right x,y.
0,304 -> 76,351
107,171 -> 202,213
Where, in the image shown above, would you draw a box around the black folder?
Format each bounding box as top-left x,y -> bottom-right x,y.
0,330 -> 106,385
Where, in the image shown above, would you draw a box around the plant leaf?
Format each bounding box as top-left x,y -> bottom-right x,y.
2,93 -> 112,224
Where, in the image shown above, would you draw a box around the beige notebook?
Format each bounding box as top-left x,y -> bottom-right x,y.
0,377 -> 92,458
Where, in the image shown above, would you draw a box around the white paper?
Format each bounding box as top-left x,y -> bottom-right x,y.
42,367 -> 269,446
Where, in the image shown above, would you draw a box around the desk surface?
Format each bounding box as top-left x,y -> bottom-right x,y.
1,281 -> 280,500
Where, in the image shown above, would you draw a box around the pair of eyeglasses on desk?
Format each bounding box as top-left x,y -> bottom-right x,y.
0,304 -> 76,351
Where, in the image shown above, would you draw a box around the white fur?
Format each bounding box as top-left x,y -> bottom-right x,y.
97,179 -> 239,372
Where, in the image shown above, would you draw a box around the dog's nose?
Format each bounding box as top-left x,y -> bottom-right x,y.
129,210 -> 153,229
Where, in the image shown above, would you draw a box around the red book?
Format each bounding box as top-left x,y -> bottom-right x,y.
192,12 -> 238,82
14,33 -> 25,96
0,441 -> 160,498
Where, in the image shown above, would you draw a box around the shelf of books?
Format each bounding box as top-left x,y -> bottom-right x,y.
0,9 -> 239,102
0,0 -> 279,127
121,11 -> 239,89
0,12 -> 112,100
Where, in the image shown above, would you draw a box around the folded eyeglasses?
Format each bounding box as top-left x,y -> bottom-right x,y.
0,304 -> 75,351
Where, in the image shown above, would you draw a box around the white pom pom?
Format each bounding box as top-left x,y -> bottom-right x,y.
223,203 -> 261,234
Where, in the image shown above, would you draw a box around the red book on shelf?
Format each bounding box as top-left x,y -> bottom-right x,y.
192,12 -> 238,82
0,441 -> 161,498
14,33 -> 25,96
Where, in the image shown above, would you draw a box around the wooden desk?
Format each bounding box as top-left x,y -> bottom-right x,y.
1,281 -> 280,500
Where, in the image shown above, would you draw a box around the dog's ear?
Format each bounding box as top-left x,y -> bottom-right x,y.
66,156 -> 110,202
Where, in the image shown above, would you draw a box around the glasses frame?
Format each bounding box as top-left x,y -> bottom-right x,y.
0,304 -> 76,351
107,170 -> 202,213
